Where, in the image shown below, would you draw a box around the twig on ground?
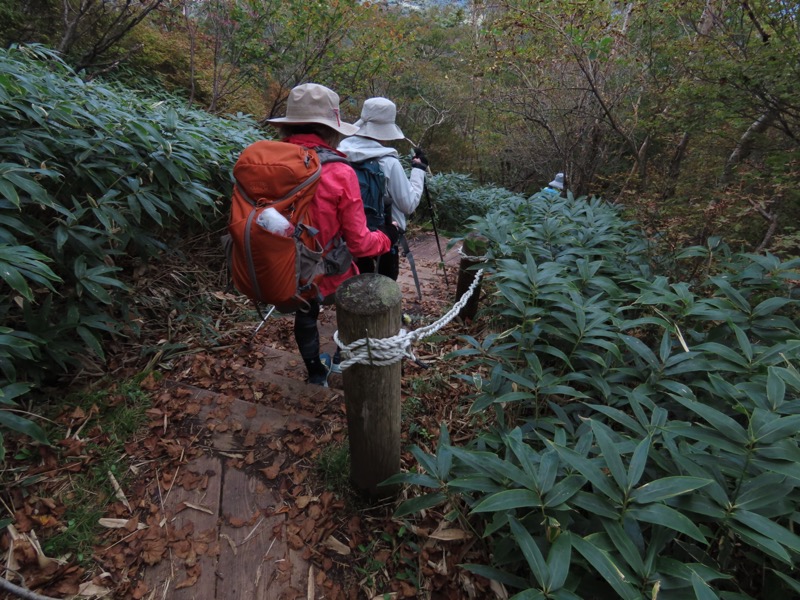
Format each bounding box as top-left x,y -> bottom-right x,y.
0,577 -> 62,600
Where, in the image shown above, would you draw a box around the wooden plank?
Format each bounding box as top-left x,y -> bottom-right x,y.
165,383 -> 321,452
239,366 -> 345,399
142,455 -> 222,600
288,549 -> 311,597
216,467 -> 294,600
252,345 -> 346,393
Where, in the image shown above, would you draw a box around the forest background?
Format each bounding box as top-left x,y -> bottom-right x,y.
3,0 -> 799,252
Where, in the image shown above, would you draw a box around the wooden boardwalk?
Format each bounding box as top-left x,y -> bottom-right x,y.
141,234 -> 461,599
142,375 -> 337,600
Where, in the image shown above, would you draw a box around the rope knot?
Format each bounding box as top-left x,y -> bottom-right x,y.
333,268 -> 484,372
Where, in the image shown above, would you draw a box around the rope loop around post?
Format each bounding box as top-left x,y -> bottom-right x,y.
456,243 -> 489,262
333,269 -> 484,372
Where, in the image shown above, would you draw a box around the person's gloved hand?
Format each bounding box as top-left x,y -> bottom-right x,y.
378,221 -> 399,246
412,148 -> 429,172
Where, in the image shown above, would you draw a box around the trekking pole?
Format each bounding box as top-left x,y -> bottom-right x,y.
405,137 -> 449,289
248,304 -> 275,344
423,180 -> 450,290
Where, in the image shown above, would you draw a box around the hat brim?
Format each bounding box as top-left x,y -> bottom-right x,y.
267,116 -> 359,137
354,120 -> 405,141
548,181 -> 563,189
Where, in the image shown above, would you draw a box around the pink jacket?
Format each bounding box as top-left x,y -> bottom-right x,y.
285,134 -> 391,298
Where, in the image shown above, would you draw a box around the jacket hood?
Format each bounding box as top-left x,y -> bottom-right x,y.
338,136 -> 399,163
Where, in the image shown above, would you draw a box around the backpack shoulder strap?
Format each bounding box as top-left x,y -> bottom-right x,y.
351,156 -> 381,168
314,147 -> 349,165
306,147 -> 351,253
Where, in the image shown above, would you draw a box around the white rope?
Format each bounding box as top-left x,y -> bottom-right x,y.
333,268 -> 484,371
457,243 -> 489,262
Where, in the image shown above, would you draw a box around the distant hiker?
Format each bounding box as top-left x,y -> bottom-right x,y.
267,84 -> 397,386
542,172 -> 565,198
338,97 -> 427,281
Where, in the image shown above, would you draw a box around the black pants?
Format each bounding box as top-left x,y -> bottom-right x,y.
294,300 -> 321,364
356,246 -> 400,280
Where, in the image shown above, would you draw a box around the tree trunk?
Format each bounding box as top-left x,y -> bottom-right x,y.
721,109 -> 777,185
184,2 -> 197,108
747,197 -> 780,253
661,132 -> 690,200
637,134 -> 650,187
58,0 -> 93,55
698,0 -> 719,36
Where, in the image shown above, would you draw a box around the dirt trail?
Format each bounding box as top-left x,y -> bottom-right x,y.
140,233 -> 464,599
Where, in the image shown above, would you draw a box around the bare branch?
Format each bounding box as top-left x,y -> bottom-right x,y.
0,577 -> 62,600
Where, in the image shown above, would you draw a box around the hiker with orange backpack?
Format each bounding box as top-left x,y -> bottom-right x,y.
338,97 -> 427,282
266,84 -> 397,386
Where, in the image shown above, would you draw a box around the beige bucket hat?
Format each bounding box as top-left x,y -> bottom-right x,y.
267,83 -> 358,136
354,97 -> 405,141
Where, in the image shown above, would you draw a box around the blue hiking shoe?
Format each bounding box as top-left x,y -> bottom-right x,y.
330,348 -> 342,374
308,353 -> 332,387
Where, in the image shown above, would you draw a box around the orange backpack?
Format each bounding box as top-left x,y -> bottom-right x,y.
228,140 -> 351,312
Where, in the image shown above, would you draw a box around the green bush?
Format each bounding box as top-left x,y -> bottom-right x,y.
0,44 -> 262,457
389,193 -> 800,598
421,173 -> 525,233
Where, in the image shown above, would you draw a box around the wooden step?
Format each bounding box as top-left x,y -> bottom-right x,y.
248,342 -> 343,392
142,383 -> 331,598
165,381 -> 322,453
141,453 -> 312,599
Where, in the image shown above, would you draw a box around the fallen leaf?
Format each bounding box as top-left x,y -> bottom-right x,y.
130,580 -> 149,599
141,538 -> 167,565
175,564 -> 201,590
108,471 -> 131,512
295,495 -> 317,509
25,530 -> 60,568
183,502 -> 214,515
399,581 -> 417,598
488,576 -> 508,599
77,581 -> 112,597
322,536 -> 351,556
219,451 -> 244,459
429,527 -> 471,541
260,455 -> 285,480
98,518 -> 147,530
139,373 -> 159,391
220,533 -> 237,555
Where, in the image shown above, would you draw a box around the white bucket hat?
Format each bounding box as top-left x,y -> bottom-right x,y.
353,97 -> 405,141
549,173 -> 565,190
267,83 -> 358,136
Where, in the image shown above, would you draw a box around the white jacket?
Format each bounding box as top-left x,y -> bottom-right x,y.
337,136 -> 425,232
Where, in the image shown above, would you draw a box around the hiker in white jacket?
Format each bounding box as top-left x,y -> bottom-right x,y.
338,97 -> 427,280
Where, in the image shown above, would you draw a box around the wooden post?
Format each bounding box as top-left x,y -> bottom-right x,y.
455,232 -> 488,322
335,273 -> 402,499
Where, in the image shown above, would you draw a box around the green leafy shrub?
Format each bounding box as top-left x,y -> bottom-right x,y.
389,193 -> 800,598
420,173 -> 525,233
0,44 -> 262,454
